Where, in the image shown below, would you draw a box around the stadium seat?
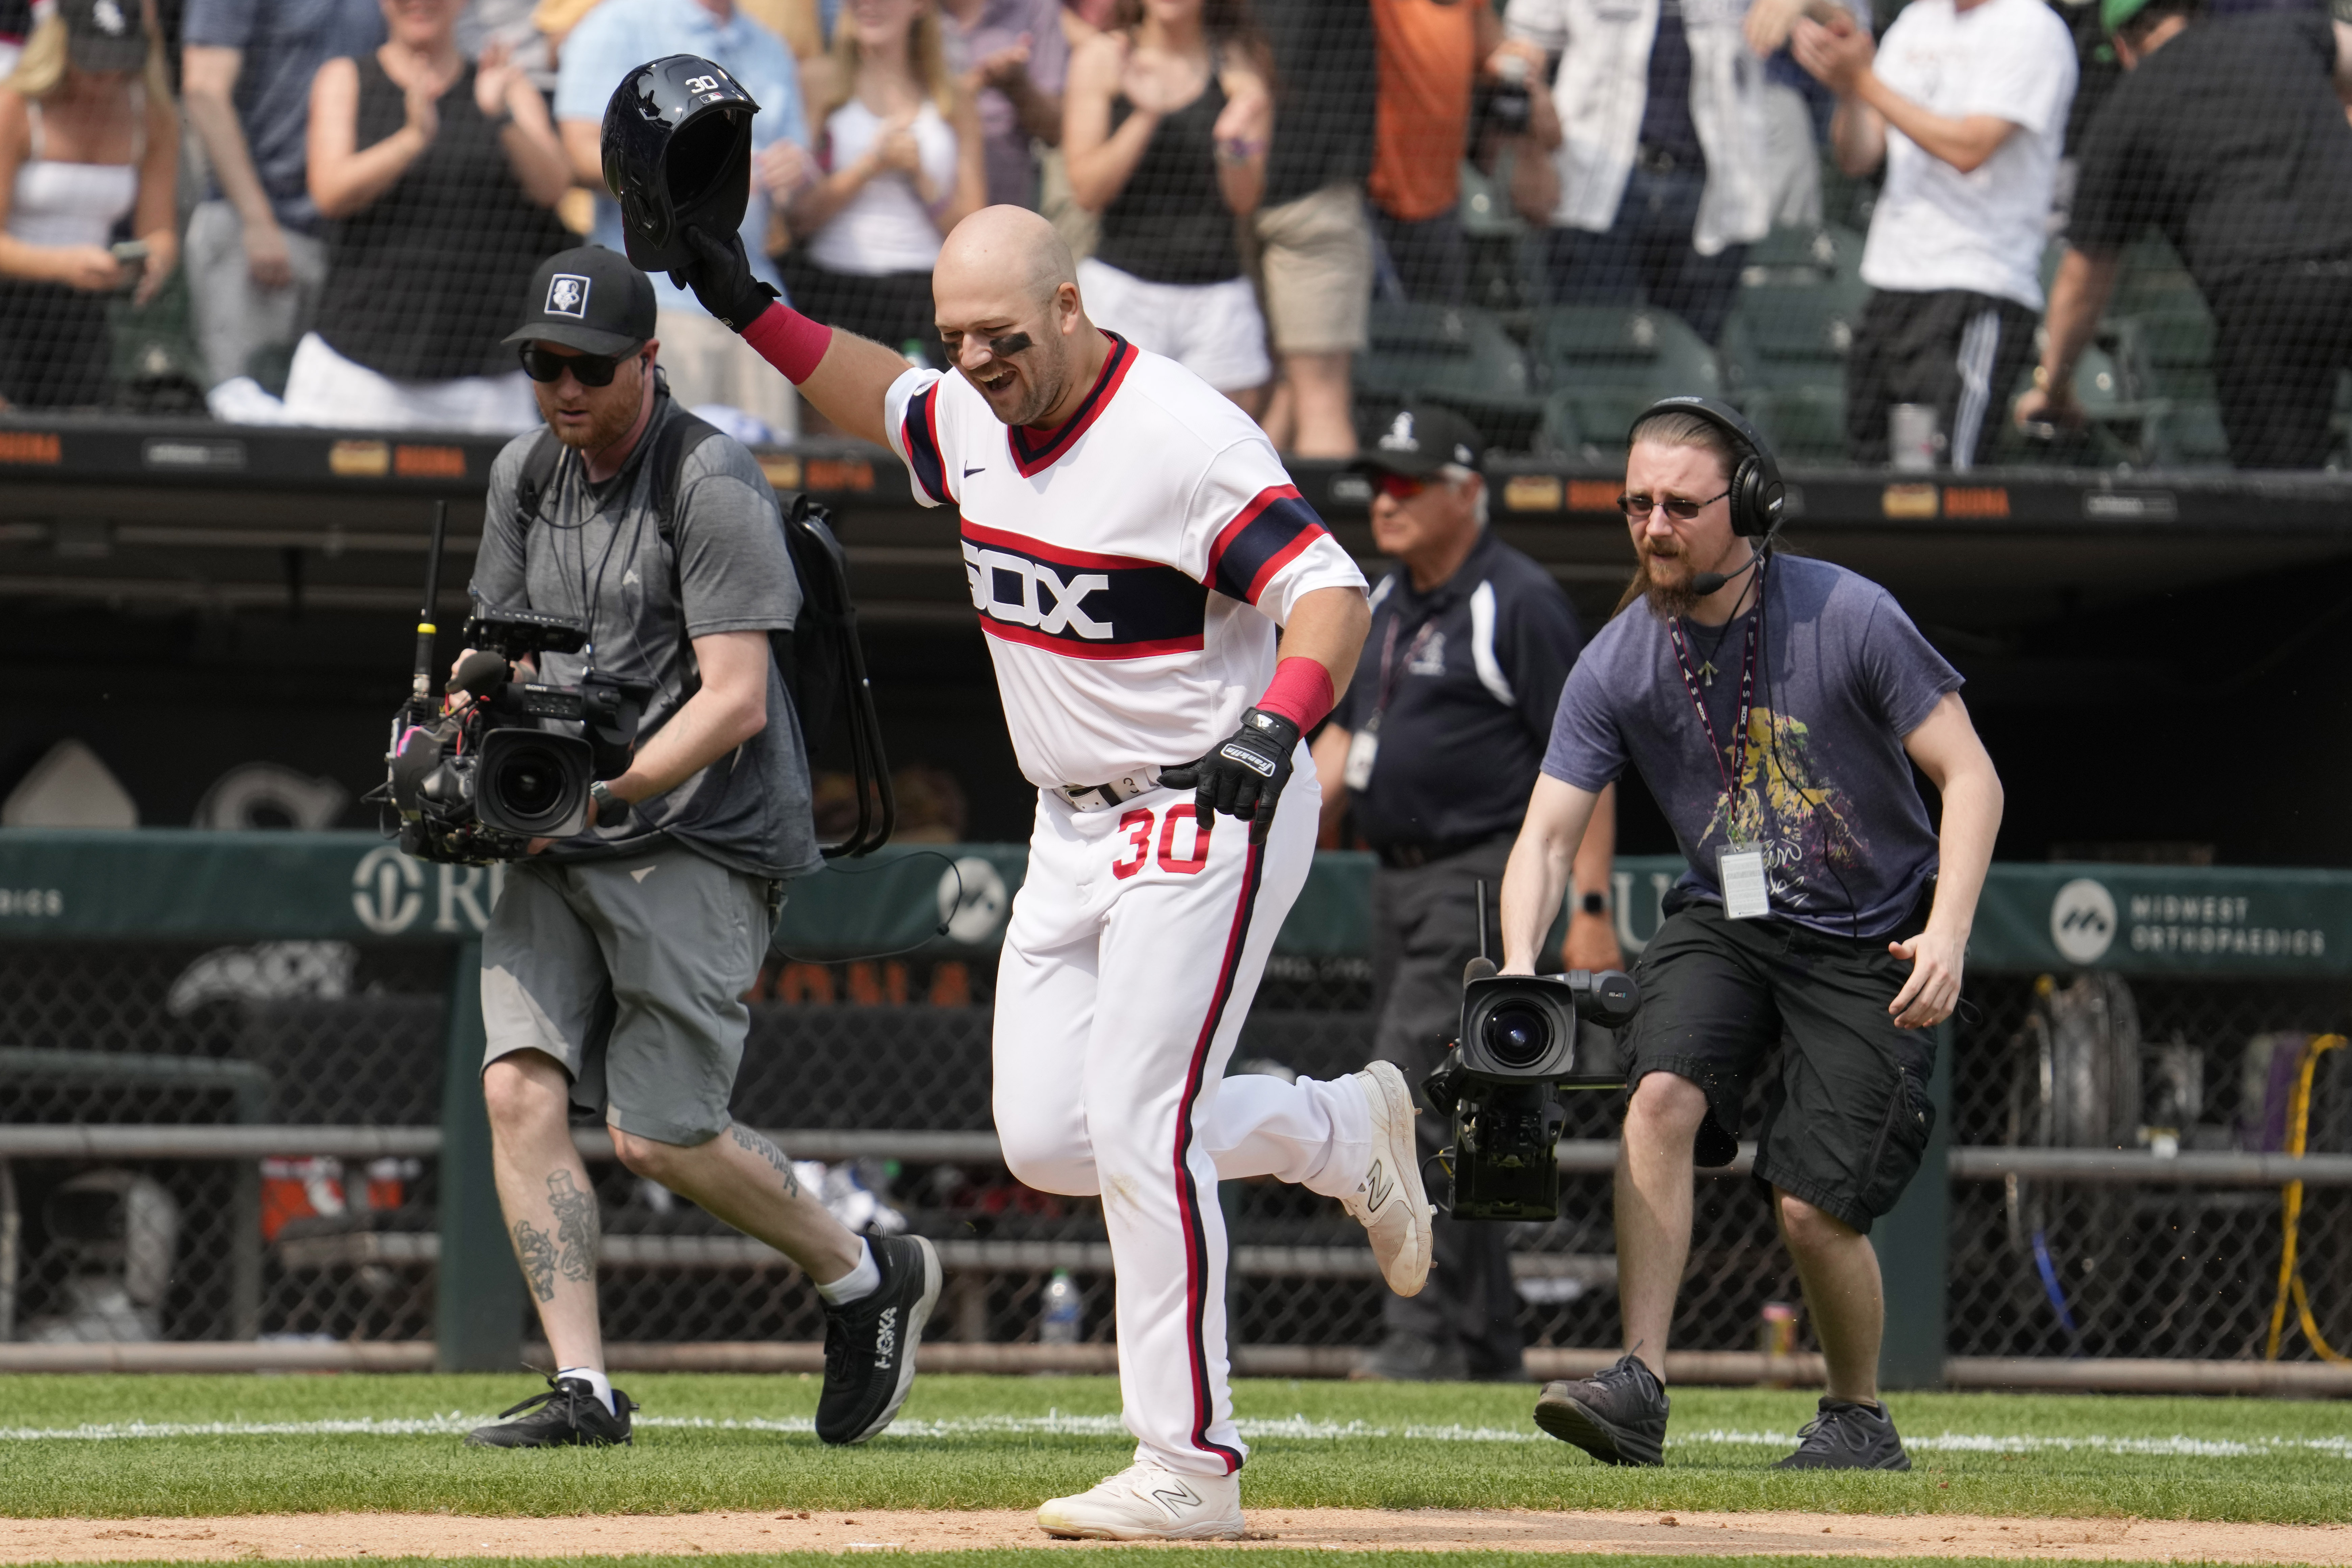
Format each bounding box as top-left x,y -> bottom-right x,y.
1530,305 -> 1726,457
1355,301 -> 1541,448
1737,222 -> 1866,288
1456,159 -> 1525,241
1716,264 -> 1868,462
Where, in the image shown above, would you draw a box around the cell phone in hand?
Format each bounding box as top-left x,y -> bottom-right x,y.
109,240 -> 150,264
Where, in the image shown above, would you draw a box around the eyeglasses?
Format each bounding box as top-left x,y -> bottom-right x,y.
1617,487 -> 1731,521
1373,471 -> 1430,501
518,343 -> 637,386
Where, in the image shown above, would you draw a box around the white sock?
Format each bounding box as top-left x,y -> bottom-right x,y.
815,1237 -> 880,1305
557,1366 -> 615,1414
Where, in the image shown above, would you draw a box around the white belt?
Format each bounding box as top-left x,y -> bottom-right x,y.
1052,768 -> 1167,813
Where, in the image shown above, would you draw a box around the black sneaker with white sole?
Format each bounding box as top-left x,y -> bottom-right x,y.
816,1234 -> 941,1445
1775,1397 -> 1912,1470
464,1376 -> 636,1448
1532,1352 -> 1669,1466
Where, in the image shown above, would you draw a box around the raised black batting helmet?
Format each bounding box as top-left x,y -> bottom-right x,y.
601,55 -> 761,274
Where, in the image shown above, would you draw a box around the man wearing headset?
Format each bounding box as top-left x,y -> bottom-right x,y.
1495,399 -> 2002,1470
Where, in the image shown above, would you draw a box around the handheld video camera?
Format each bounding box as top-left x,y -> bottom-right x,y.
381,588 -> 651,865
1421,887 -> 1640,1221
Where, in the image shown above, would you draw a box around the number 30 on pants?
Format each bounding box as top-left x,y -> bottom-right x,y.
1111,805 -> 1212,880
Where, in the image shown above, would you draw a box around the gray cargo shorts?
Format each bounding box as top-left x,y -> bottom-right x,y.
481,845 -> 778,1147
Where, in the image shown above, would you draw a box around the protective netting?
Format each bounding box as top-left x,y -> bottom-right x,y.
2,0 -> 2345,473
3,937 -> 2347,1363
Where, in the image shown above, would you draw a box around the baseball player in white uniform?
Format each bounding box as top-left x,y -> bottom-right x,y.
672,205 -> 1433,1539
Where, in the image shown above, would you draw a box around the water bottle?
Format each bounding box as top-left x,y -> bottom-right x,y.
1040,1269 -> 1081,1344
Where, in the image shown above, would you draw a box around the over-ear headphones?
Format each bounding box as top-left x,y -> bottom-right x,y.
1627,395 -> 1786,540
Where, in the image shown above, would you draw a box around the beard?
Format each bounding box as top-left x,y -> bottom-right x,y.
1618,543 -> 1703,620
998,357 -> 1068,429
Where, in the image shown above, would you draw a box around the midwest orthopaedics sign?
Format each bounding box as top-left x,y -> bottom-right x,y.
2125,892 -> 2326,958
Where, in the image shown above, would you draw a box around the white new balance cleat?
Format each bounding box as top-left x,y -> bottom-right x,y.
1343,1060 -> 1434,1296
1036,1460 -> 1245,1540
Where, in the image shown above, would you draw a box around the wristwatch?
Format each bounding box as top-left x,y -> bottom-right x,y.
1580,891 -> 1608,917
589,779 -> 621,821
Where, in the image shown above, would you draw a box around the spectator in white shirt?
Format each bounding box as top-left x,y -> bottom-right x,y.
1794,0 -> 2075,469
784,0 -> 986,376
1498,0 -> 1770,346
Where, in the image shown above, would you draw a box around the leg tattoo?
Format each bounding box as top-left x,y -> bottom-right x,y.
512,1219 -> 557,1302
546,1171 -> 599,1284
730,1122 -> 801,1198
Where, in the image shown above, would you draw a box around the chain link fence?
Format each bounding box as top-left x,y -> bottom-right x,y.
4,934 -> 2348,1367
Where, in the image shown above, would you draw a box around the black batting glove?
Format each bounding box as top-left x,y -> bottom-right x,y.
673,225 -> 777,333
1162,707 -> 1300,843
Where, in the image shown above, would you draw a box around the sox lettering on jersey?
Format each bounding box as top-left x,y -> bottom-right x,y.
961,520 -> 1209,659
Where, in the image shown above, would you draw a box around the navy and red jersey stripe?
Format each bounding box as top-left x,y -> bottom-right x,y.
902,380 -> 954,505
961,519 -> 1208,659
1008,334 -> 1139,477
1206,486 -> 1330,606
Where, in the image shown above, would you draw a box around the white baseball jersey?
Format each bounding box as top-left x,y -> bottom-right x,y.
882,334 -> 1366,787
879,332 -> 1379,1483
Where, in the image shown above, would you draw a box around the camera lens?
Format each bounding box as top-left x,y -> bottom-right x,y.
489,743 -> 567,825
1481,1002 -> 1552,1069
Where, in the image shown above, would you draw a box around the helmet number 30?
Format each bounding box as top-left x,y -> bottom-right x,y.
684,75 -> 720,93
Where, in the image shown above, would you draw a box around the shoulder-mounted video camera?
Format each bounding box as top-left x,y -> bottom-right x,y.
1421,893 -> 1640,1220
383,605 -> 650,866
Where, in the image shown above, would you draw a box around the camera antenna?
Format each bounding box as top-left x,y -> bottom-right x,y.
1476,878 -> 1492,965
407,501 -> 448,728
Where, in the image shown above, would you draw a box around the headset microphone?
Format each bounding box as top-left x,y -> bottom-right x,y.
1689,550 -> 1763,598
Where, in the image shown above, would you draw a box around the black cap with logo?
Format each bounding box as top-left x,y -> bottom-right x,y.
60,0 -> 148,74
1352,402 -> 1486,479
504,246 -> 659,358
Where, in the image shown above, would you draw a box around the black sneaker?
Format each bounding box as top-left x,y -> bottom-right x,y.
816,1234 -> 941,1445
1776,1397 -> 1912,1470
1533,1352 -> 1669,1466
464,1376 -> 635,1448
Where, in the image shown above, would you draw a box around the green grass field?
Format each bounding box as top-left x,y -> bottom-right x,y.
3,1374 -> 2347,1525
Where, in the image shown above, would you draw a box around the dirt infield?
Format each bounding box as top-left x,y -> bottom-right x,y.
6,1511 -> 2350,1563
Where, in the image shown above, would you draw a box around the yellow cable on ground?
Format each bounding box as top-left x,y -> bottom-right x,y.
2266,1033 -> 2345,1363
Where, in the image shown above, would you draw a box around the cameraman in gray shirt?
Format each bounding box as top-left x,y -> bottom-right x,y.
461,246 -> 939,1451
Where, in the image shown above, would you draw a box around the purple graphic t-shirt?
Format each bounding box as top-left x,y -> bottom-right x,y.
1543,555 -> 1962,939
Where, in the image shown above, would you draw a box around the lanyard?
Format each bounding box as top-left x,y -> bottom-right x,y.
1666,560 -> 1764,811
1372,605 -> 1442,724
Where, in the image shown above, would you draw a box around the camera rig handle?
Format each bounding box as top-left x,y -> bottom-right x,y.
405,502 -> 448,730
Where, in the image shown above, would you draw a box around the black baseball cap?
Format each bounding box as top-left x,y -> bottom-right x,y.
60,0 -> 148,74
1353,402 -> 1485,479
504,247 -> 659,357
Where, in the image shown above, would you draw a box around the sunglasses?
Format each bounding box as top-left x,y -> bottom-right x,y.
1372,471 -> 1430,501
518,343 -> 638,386
1617,486 -> 1731,521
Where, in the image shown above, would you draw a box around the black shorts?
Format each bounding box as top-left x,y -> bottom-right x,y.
1845,287 -> 2038,469
1620,898 -> 1938,1233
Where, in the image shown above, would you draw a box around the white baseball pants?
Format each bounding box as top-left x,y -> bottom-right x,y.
992,760 -> 1371,1477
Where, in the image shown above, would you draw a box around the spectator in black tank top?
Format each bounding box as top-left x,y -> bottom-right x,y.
282,0 -> 570,431
1062,0 -> 1275,412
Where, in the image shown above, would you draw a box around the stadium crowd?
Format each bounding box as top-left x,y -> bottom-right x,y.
0,0 -> 2349,465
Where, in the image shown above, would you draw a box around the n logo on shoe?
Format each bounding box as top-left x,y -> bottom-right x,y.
875,1306 -> 898,1369
1147,1477 -> 1202,1519
1363,1160 -> 1393,1213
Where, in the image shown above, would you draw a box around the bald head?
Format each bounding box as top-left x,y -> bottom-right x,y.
937,205 -> 1076,312
933,204 -> 1102,431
